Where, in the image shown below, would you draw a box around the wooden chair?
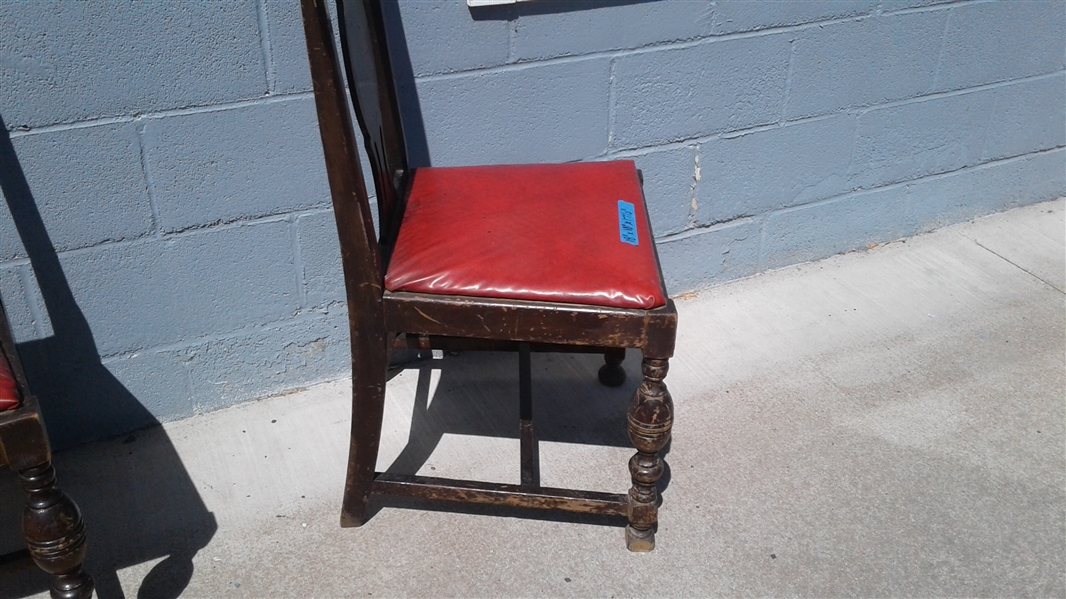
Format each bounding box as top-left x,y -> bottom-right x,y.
301,0 -> 678,551
0,298 -> 93,599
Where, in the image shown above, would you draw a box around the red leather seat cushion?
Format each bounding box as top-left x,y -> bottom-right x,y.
385,161 -> 667,309
0,351 -> 20,411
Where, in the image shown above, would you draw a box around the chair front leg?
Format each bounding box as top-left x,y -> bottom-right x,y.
19,462 -> 94,599
625,357 -> 673,552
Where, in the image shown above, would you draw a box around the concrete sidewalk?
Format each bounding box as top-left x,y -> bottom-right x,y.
2,199 -> 1063,598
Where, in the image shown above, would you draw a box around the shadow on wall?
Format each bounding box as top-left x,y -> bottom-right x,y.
0,116 -> 216,599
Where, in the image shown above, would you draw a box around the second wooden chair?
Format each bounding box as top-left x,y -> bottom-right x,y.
301,0 -> 678,551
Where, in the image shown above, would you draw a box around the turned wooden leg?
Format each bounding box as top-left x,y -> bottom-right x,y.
19,462 -> 93,599
625,358 -> 673,552
340,374 -> 387,527
598,347 -> 627,387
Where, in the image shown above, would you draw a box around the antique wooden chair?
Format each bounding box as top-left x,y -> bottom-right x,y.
0,297 -> 93,598
301,0 -> 677,551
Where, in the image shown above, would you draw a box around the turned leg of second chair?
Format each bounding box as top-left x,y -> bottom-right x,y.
625,357 -> 673,551
20,462 -> 94,599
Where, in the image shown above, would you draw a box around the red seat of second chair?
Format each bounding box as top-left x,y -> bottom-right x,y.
0,351 -> 19,411
385,160 -> 667,310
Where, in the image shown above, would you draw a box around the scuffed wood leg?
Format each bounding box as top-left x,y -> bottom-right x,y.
340,374 -> 387,527
598,347 -> 627,387
625,358 -> 673,552
19,462 -> 94,599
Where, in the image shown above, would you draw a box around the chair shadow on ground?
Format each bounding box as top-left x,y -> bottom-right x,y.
369,348 -> 672,528
0,116 -> 216,599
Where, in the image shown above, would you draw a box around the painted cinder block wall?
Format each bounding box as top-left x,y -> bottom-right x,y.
0,0 -> 1063,447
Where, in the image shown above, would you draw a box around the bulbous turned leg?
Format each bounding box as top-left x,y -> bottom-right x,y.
625,358 -> 673,552
19,462 -> 94,599
598,348 -> 627,387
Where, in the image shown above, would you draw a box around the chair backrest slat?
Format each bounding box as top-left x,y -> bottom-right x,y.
337,0 -> 409,250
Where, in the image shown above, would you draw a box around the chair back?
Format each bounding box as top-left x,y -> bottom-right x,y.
302,0 -> 391,362
338,0 -> 408,249
303,0 -> 409,270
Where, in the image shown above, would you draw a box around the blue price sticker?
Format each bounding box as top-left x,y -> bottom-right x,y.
617,200 -> 639,246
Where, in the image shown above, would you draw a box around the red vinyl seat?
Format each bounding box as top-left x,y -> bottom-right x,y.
0,351 -> 19,411
385,161 -> 667,310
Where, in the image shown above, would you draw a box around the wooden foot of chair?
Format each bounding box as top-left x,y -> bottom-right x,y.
625,358 -> 672,552
598,348 -> 627,387
19,462 -> 94,599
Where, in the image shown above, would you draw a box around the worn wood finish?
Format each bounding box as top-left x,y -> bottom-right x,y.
0,301 -> 94,598
302,0 -> 389,528
372,473 -> 629,517
385,291 -> 677,358
302,0 -> 679,550
392,334 -> 620,355
19,462 -> 92,599
518,343 -> 538,486
625,358 -> 674,551
0,404 -> 93,599
0,396 -> 47,471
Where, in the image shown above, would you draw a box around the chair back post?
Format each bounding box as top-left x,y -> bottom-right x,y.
337,0 -> 409,252
302,0 -> 389,364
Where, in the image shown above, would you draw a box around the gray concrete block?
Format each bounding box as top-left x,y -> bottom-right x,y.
909,150 -> 1066,233
711,0 -> 877,34
784,11 -> 945,119
59,220 -> 298,357
101,349 -> 193,425
418,58 -> 610,165
628,146 -> 698,237
0,2 -> 266,129
1,124 -> 154,261
263,0 -> 314,94
15,347 -> 186,448
613,35 -> 790,148
513,0 -> 712,61
184,307 -> 349,412
296,210 -> 345,308
983,75 -> 1066,163
144,98 -> 331,233
699,115 -> 856,224
400,1 -> 510,76
763,186 -> 911,270
848,89 -> 995,190
657,219 -> 761,293
935,1 -> 1065,92
0,263 -> 41,342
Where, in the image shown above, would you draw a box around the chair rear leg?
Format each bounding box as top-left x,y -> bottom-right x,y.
19,462 -> 94,599
598,347 -> 627,387
625,358 -> 673,552
340,375 -> 387,527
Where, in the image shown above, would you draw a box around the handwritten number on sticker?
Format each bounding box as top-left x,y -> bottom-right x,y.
618,200 -> 638,245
